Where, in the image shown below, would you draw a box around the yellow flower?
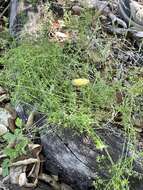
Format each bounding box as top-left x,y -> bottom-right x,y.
72,78 -> 90,87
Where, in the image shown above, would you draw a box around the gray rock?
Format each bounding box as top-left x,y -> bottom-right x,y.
0,108 -> 12,127
0,124 -> 8,136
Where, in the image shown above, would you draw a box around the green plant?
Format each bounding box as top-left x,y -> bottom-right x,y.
3,129 -> 28,159
2,159 -> 10,177
0,30 -> 13,53
0,40 -> 118,130
2,128 -> 29,176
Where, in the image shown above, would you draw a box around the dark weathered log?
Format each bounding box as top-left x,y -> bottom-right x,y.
41,125 -> 143,190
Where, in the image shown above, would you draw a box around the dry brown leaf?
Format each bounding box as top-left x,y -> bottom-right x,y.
55,31 -> 69,42
39,173 -> 60,190
28,144 -> 41,150
10,158 -> 38,167
24,179 -> 38,188
0,86 -> 10,104
10,166 -> 23,184
8,118 -> 16,133
26,111 -> 35,128
5,103 -> 17,119
26,143 -> 42,184
134,127 -> 142,133
0,167 -> 3,175
18,172 -> 27,186
0,86 -> 7,95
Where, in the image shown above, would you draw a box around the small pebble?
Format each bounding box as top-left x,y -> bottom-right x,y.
72,5 -> 83,16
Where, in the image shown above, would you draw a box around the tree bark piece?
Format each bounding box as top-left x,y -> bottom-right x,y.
41,126 -> 143,190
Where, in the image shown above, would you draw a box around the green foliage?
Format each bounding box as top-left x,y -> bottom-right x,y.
3,129 -> 29,160
0,40 -> 118,131
105,158 -> 134,190
2,129 -> 29,176
15,117 -> 23,128
0,30 -> 13,52
2,159 -> 10,177
26,0 -> 38,5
